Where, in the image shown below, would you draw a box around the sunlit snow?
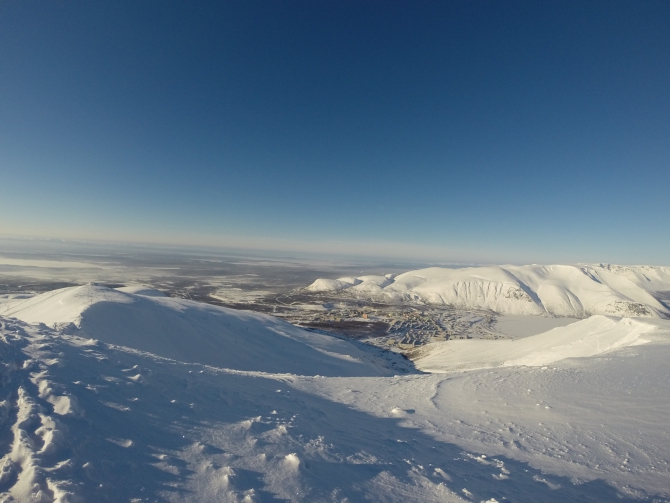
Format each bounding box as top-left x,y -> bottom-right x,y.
0,279 -> 669,502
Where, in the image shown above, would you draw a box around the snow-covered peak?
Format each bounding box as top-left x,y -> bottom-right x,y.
0,284 -> 134,327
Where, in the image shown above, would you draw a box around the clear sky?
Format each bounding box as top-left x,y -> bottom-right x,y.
1,1 -> 669,264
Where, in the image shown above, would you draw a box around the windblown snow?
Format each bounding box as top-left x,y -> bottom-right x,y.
306,264 -> 670,318
0,284 -> 669,502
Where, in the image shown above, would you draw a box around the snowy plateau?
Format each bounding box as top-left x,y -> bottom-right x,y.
0,264 -> 669,502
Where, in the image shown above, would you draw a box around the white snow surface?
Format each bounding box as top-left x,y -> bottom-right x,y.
306,264 -> 670,318
413,315 -> 658,372
0,285 -> 391,377
1,285 -> 670,502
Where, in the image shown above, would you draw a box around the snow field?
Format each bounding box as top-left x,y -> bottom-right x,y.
0,284 -> 669,501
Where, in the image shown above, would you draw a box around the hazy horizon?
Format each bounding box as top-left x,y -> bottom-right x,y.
1,233 -> 668,268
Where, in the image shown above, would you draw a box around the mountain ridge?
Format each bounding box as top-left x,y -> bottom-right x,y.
305,264 -> 670,318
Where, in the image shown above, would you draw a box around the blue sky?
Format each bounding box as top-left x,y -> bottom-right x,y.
1,1 -> 669,264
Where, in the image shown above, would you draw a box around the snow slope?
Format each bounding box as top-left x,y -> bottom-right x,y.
593,264 -> 670,294
0,285 -> 393,377
296,326 -> 670,502
306,264 -> 670,318
411,315 -> 658,372
2,308 -> 670,501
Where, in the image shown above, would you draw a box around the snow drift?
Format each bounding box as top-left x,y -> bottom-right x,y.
306,264 -> 670,318
411,315 -> 660,372
0,285 -> 392,377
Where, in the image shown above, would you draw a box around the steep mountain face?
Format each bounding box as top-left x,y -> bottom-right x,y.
306,264 -> 670,318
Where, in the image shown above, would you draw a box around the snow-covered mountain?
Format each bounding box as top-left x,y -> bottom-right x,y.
306,264 -> 670,318
0,285 -> 394,377
1,285 -> 670,501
